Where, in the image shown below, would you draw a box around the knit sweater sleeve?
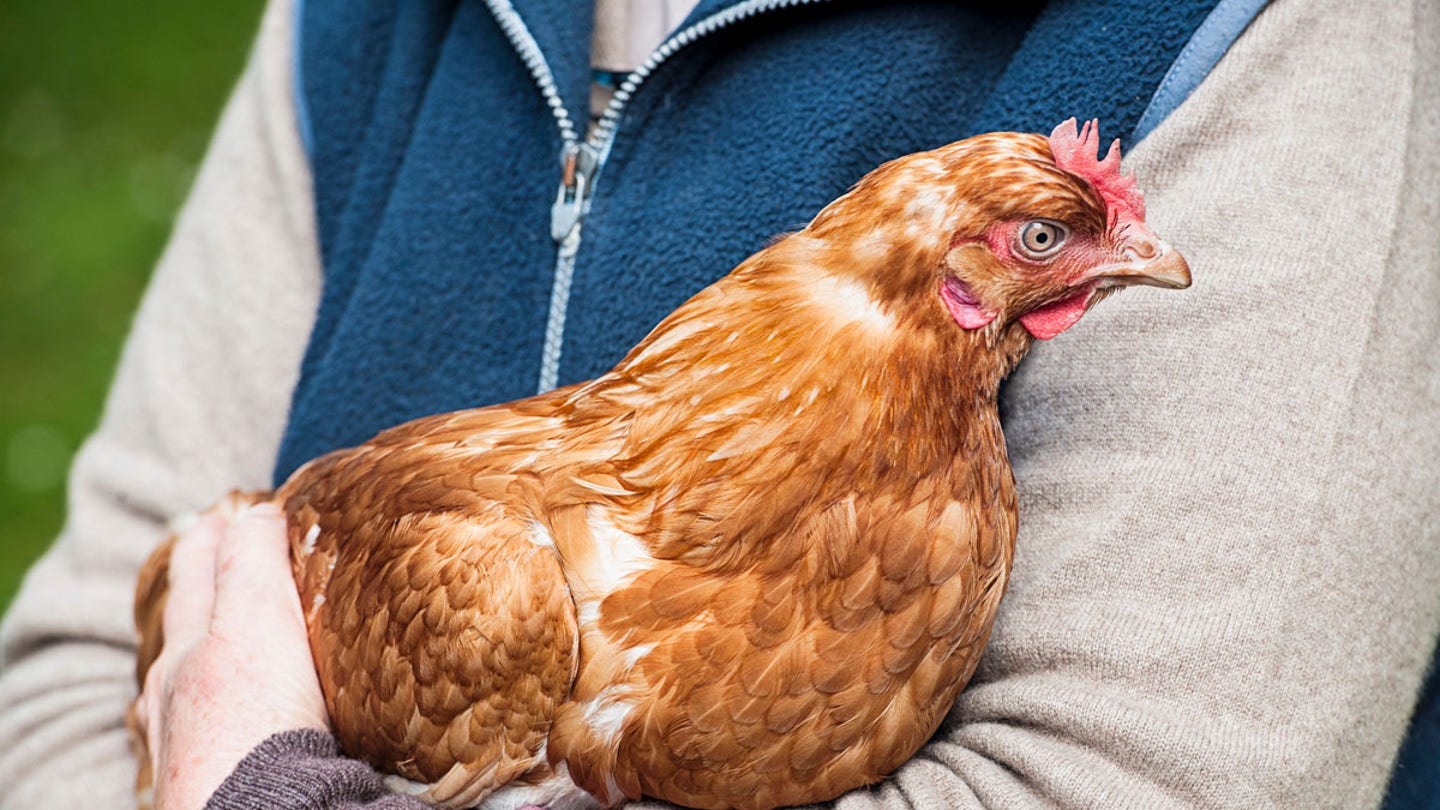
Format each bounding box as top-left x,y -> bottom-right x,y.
0,0 -> 319,806
206,731 -> 428,810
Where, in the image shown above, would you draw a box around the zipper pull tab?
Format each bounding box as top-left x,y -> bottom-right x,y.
550,142 -> 597,243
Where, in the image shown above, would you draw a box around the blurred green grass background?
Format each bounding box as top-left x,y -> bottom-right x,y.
1,0 -> 265,611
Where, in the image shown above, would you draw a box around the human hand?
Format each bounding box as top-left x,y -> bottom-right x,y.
136,502 -> 330,810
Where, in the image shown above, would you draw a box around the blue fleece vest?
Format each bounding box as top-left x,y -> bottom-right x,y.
275,0 -> 1275,479
276,2 -> 1440,802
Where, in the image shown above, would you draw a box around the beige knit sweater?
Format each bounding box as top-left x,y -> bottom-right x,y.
1,0 -> 1436,807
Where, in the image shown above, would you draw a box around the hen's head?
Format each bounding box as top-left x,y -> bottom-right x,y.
803,119 -> 1189,344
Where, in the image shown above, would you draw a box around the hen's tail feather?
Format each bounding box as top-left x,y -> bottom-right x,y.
128,489 -> 274,808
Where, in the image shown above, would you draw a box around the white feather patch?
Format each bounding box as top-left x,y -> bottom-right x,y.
528,521 -> 557,549
811,274 -> 895,333
586,509 -> 653,590
622,642 -> 655,671
580,685 -> 638,747
573,508 -> 654,627
477,763 -> 598,810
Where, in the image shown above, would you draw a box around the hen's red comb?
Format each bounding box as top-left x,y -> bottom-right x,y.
1048,118 -> 1145,227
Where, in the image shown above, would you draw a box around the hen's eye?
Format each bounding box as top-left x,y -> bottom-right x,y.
1015,220 -> 1068,261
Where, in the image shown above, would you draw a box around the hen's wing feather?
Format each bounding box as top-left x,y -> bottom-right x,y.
605,481 -> 1012,810
280,419 -> 579,808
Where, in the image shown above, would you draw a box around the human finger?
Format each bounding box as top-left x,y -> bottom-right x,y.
161,512 -> 225,651
210,502 -> 297,630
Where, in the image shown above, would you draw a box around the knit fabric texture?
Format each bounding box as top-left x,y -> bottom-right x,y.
207,729 -> 424,810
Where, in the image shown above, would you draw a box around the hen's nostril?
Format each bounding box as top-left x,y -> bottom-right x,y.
1128,239 -> 1160,260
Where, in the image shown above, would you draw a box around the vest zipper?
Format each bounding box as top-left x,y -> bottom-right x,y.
586,0 -> 823,171
540,141 -> 597,391
482,0 -> 823,393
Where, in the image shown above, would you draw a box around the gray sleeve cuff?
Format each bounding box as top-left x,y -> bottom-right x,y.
205,729 -> 428,810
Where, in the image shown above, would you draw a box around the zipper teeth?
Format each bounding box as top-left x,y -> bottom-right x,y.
527,0 -> 822,392
479,0 -> 581,393
481,0 -> 579,145
590,0 -> 820,158
537,244 -> 578,393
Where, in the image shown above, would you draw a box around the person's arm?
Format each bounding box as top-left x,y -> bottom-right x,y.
137,505 -> 427,810
838,0 -> 1440,807
0,0 -> 320,805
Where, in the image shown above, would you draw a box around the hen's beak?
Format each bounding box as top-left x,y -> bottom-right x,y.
1086,235 -> 1192,290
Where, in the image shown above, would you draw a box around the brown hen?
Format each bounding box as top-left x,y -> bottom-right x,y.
133,120 -> 1189,810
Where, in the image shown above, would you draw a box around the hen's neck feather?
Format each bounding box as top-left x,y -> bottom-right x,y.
609,235 -> 1029,442
551,237 -> 1029,569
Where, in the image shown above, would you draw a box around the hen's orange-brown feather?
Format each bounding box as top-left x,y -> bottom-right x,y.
132,130 -> 1159,810
276,404 -> 587,807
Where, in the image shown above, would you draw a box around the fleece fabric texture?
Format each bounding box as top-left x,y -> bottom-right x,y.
276,0 -> 1223,479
